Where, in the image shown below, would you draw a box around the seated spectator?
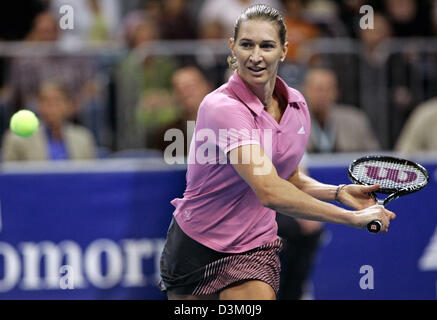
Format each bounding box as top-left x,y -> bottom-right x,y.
116,10 -> 178,149
148,64 -> 212,156
303,68 -> 381,153
357,12 -> 394,149
25,11 -> 59,42
395,97 -> 437,154
304,0 -> 348,37
50,0 -> 122,46
198,0 -> 283,37
6,11 -> 109,147
2,82 -> 97,161
0,1 -> 46,41
383,0 -> 431,37
158,0 -> 197,40
277,0 -> 320,90
337,0 -> 384,38
281,0 -> 321,64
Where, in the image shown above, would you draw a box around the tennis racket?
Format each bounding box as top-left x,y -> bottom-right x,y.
348,155 -> 429,233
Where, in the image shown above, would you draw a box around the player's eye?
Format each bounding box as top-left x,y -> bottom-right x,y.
239,41 -> 252,48
261,43 -> 275,49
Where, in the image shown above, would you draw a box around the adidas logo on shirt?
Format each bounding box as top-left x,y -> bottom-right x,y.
297,126 -> 306,135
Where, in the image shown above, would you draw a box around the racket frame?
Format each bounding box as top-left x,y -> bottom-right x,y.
347,155 -> 430,232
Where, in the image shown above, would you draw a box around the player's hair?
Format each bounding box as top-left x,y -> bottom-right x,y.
228,4 -> 287,70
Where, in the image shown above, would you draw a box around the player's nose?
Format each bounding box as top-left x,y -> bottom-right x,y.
249,47 -> 262,63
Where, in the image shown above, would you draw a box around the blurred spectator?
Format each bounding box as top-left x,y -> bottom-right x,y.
337,0 -> 383,38
148,64 -> 212,154
358,12 -> 392,149
303,67 -> 380,153
2,81 -> 97,161
281,0 -> 321,64
383,0 -> 431,37
116,10 -> 178,149
196,13 -> 230,89
158,0 -> 198,40
395,97 -> 437,154
0,1 -> 46,41
359,12 -> 392,65
198,0 -> 283,39
304,0 -> 348,37
50,0 -> 122,46
25,11 -> 59,41
6,11 -> 109,147
359,11 -> 430,148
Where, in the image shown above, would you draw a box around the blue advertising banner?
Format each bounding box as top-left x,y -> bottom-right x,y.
0,158 -> 435,299
0,161 -> 186,299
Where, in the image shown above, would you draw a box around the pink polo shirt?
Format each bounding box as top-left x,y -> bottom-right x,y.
171,71 -> 311,253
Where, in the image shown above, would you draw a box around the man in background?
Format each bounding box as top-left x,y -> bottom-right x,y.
395,96 -> 437,154
147,64 -> 212,157
303,67 -> 381,153
2,81 -> 96,161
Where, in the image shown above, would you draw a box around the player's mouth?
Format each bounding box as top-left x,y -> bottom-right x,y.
247,66 -> 266,76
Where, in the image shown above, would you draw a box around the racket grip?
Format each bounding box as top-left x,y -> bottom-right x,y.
367,220 -> 382,233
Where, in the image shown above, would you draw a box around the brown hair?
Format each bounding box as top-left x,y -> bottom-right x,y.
228,4 -> 287,70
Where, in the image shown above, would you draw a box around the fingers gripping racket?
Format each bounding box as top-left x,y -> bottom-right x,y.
348,155 -> 429,233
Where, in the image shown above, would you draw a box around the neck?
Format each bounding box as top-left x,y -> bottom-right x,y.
239,71 -> 277,107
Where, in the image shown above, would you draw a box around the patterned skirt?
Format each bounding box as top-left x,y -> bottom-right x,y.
159,218 -> 282,296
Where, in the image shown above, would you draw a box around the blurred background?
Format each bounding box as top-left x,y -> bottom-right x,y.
0,0 -> 435,300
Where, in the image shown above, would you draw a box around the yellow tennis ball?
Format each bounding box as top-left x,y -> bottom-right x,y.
10,110 -> 39,138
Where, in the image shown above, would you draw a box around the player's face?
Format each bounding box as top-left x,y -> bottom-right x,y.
230,19 -> 287,87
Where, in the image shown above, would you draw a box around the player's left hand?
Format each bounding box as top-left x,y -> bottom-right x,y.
337,184 -> 380,210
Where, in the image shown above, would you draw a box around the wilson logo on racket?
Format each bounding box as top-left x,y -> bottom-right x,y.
364,165 -> 418,183
348,155 -> 429,233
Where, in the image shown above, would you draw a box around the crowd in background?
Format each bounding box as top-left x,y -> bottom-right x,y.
0,0 -> 437,161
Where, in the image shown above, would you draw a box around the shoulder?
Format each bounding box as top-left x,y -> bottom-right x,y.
409,98 -> 437,122
333,104 -> 364,114
65,124 -> 95,141
199,86 -> 255,121
332,104 -> 369,121
2,128 -> 43,145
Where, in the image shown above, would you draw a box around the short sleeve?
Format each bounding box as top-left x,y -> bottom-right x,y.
198,95 -> 261,155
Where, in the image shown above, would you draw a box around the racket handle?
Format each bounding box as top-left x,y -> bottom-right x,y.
367,220 -> 382,233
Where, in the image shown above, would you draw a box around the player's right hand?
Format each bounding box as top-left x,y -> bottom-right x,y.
352,204 -> 396,233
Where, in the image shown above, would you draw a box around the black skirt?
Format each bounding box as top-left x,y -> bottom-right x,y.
159,218 -> 282,296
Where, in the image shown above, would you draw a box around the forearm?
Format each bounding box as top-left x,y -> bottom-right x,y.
288,168 -> 338,202
230,145 -> 387,231
263,177 -> 355,227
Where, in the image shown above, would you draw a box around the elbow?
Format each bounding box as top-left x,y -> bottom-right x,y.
252,174 -> 284,210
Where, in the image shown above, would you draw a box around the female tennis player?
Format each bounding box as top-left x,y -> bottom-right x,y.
159,4 -> 396,300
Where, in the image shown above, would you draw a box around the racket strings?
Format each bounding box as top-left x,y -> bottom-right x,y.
351,160 -> 427,191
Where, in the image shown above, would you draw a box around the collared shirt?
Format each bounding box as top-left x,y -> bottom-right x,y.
172,71 -> 311,253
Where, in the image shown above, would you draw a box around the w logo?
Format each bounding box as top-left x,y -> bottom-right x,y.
364,165 -> 417,183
